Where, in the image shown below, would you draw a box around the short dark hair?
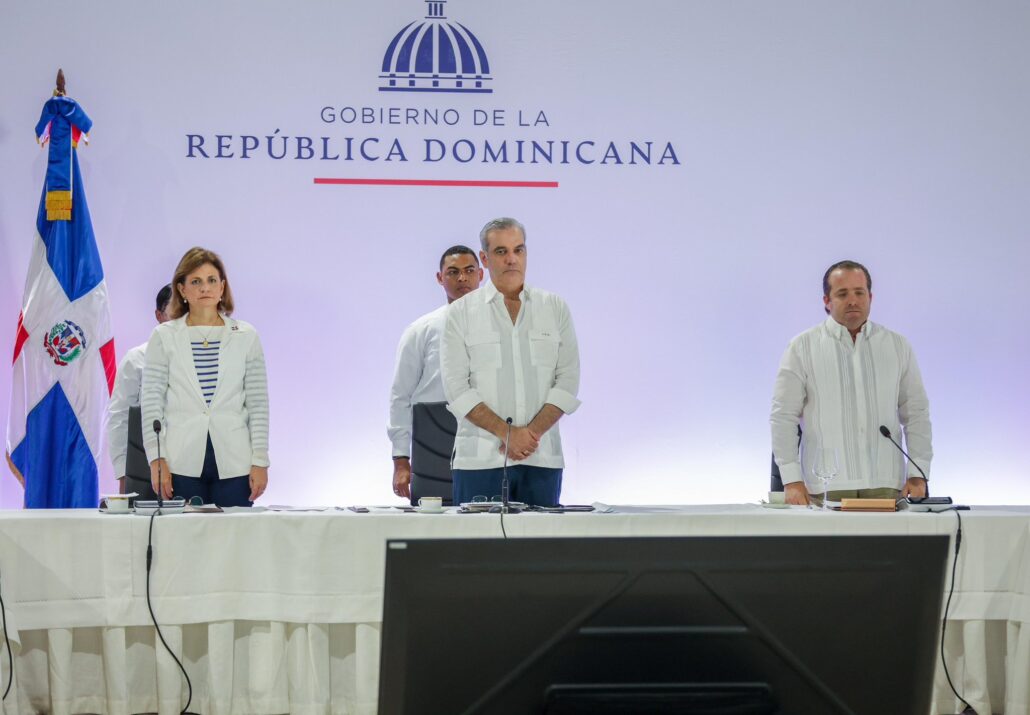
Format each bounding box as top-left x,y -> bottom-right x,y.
822,260 -> 872,297
439,245 -> 479,270
156,284 -> 172,313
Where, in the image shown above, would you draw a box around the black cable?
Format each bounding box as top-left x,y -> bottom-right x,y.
939,508 -> 973,714
499,507 -> 507,539
146,509 -> 195,715
0,561 -> 13,700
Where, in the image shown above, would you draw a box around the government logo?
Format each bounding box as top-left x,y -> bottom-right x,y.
379,0 -> 492,94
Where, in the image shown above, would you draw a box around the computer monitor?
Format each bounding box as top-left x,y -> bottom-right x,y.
378,535 -> 948,714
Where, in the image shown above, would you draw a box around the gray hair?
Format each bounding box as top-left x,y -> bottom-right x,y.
479,217 -> 527,252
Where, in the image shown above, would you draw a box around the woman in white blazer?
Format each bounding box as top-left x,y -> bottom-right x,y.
141,247 -> 269,506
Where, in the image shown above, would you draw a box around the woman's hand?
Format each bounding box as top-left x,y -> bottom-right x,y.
249,466 -> 268,502
150,459 -> 173,500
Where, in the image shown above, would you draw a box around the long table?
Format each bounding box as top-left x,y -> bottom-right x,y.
0,505 -> 1028,715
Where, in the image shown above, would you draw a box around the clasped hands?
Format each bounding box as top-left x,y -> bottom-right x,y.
499,425 -> 540,461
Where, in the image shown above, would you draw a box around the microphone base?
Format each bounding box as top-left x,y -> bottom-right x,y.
488,505 -> 523,515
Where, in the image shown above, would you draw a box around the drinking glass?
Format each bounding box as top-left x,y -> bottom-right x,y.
812,448 -> 840,510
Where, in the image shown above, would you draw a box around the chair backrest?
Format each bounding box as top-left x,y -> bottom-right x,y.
126,406 -> 150,481
770,453 -> 785,492
124,406 -> 159,501
410,402 -> 457,506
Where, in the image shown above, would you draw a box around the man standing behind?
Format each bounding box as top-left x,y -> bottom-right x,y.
389,246 -> 483,499
106,284 -> 172,499
771,260 -> 932,506
441,218 -> 581,507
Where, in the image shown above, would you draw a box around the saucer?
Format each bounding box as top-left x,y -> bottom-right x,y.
99,507 -> 134,515
415,507 -> 445,514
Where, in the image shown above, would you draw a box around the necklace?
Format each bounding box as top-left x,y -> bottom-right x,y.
187,316 -> 223,348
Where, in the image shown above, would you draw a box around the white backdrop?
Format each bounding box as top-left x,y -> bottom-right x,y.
2,0 -> 1028,509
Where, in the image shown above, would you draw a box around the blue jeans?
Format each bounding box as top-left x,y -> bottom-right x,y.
171,434 -> 252,507
452,465 -> 563,507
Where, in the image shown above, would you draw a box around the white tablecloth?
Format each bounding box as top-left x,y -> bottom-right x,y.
0,505 -> 1027,714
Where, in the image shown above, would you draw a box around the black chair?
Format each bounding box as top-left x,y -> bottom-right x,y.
410,402 -> 457,506
770,454 -> 784,493
124,406 -> 159,502
770,425 -> 802,492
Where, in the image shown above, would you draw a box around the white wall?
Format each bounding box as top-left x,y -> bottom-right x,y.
2,0 -> 1027,508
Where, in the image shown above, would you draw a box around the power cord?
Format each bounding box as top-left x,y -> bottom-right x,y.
0,561 -> 13,700
146,509 -> 195,715
939,507 -> 973,714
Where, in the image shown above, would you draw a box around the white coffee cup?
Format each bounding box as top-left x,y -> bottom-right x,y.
102,494 -> 131,512
418,496 -> 443,512
767,491 -> 785,505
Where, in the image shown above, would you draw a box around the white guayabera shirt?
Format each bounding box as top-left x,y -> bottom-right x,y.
771,317 -> 932,492
441,280 -> 581,470
106,342 -> 147,478
387,304 -> 448,457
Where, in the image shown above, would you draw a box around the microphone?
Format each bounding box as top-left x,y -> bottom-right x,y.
152,420 -> 164,508
491,417 -> 521,515
878,425 -> 928,482
143,417 -> 195,712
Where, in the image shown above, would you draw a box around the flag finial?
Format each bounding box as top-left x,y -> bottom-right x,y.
36,75 -> 91,221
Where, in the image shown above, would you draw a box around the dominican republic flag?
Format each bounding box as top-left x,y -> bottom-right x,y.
5,95 -> 117,508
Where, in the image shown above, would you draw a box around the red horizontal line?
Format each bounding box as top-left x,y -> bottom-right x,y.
313,177 -> 558,188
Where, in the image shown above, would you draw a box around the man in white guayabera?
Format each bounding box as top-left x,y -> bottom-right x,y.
771,260 -> 932,507
440,217 -> 581,508
388,245 -> 483,500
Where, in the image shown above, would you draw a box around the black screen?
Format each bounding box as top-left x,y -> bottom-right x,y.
379,535 -> 948,715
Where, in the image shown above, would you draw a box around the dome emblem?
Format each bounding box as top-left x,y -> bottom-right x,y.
380,1 -> 493,94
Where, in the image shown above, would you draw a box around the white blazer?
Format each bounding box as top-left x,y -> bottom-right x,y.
141,315 -> 269,478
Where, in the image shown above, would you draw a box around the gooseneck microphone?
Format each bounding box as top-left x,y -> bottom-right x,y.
491,417 -> 521,516
145,418 -> 195,713
153,420 -> 165,509
878,425 -> 928,481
